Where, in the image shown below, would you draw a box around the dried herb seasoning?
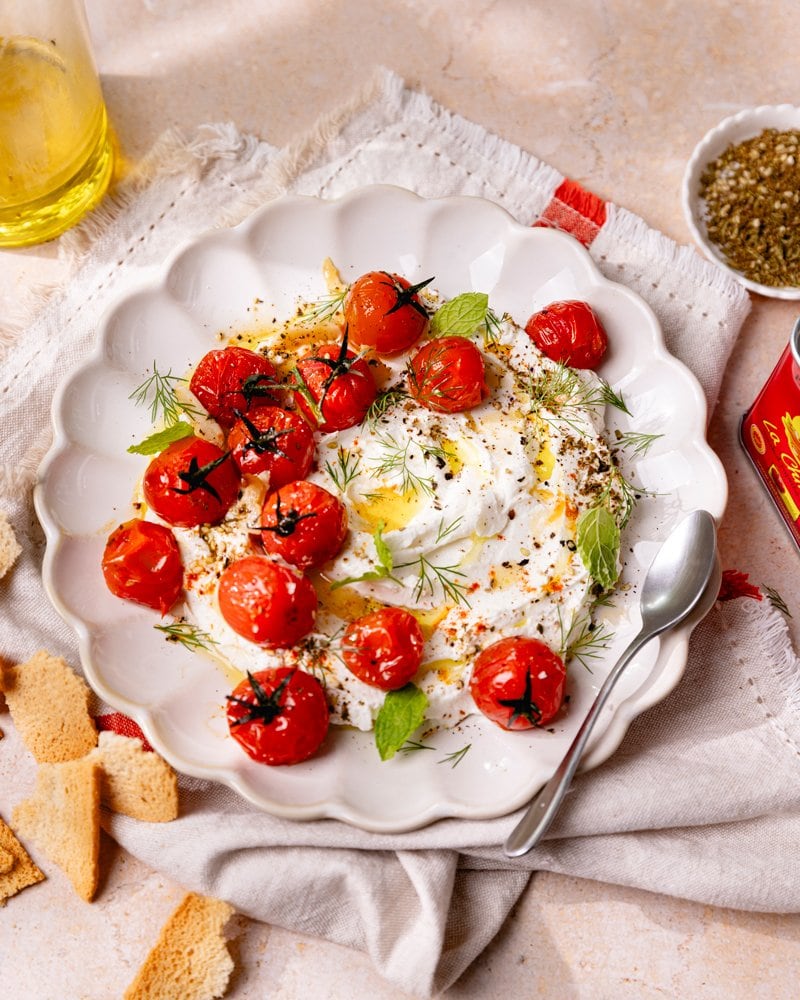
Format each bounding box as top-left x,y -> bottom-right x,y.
699,127 -> 800,288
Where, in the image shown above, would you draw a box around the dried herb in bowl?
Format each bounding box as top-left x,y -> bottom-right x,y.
699,128 -> 800,288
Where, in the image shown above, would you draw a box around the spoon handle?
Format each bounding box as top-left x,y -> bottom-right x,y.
503,628 -> 651,858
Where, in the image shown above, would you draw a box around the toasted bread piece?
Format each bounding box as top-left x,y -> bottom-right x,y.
0,816 -> 45,904
12,757 -> 100,902
90,731 -> 179,823
0,510 -> 21,579
124,892 -> 235,1000
1,650 -> 97,763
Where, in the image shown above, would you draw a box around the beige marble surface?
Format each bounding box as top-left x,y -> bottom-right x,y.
3,1 -> 800,996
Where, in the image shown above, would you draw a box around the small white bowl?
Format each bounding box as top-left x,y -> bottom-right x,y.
682,104 -> 800,299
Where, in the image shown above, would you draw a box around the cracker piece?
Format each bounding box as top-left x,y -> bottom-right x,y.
0,816 -> 45,904
89,731 -> 179,823
0,510 -> 21,579
124,892 -> 235,1000
1,650 -> 97,762
12,757 -> 100,902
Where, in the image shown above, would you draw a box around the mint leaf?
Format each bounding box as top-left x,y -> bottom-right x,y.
576,506 -> 620,590
372,521 -> 393,573
127,421 -> 194,456
375,683 -> 429,761
430,292 -> 489,337
331,522 -> 399,589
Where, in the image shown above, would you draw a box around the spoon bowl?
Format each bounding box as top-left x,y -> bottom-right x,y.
504,510 -> 719,858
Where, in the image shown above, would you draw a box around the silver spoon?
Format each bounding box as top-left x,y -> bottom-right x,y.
504,509 -> 719,859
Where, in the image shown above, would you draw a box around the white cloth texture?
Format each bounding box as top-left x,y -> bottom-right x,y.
2,68 -> 798,999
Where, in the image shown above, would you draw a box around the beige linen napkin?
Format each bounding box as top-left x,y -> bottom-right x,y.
2,69 -> 799,998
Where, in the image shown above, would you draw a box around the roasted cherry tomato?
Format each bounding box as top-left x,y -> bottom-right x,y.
218,555 -> 317,647
228,405 -> 315,486
469,636 -> 566,730
292,332 -> 377,432
189,346 -> 279,428
342,607 -> 424,690
524,300 -> 608,370
259,480 -> 347,570
343,271 -> 433,355
407,335 -> 489,414
143,436 -> 240,528
226,667 -> 329,765
101,519 -> 183,615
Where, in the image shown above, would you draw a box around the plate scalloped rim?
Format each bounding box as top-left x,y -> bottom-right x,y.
34,185 -> 727,833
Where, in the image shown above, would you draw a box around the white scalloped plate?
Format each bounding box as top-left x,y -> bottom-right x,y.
35,186 -> 727,833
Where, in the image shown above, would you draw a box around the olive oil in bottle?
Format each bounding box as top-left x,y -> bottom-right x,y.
0,34 -> 113,247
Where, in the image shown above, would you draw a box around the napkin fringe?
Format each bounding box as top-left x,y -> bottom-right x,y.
57,123 -> 273,265
603,204 -> 752,308
387,68 -> 563,198
742,599 -> 800,720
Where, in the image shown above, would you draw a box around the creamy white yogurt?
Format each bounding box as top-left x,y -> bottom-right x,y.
168,311 -> 620,733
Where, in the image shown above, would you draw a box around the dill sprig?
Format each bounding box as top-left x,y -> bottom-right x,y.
130,362 -> 200,426
399,740 -> 435,755
438,743 -> 471,768
763,584 -> 792,617
605,467 -> 659,529
614,429 -> 664,457
364,386 -> 408,428
435,515 -> 463,544
369,434 -> 448,497
483,307 -> 503,345
154,620 -> 217,652
398,553 -> 470,606
527,363 -> 630,436
297,288 -> 347,324
559,611 -> 614,672
325,446 -> 361,492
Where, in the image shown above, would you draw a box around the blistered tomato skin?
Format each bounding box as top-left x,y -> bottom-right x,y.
218,555 -> 317,647
142,436 -> 241,528
101,519 -> 184,615
524,300 -> 608,370
189,346 -> 279,428
343,271 -> 432,355
260,480 -> 348,570
342,607 -> 425,690
293,340 -> 377,432
226,667 -> 330,765
469,636 -> 566,730
228,405 -> 316,486
407,335 -> 489,414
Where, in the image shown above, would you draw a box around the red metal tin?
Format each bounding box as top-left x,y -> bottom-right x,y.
740,317 -> 800,549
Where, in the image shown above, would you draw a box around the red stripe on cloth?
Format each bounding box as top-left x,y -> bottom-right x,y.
95,712 -> 154,751
534,178 -> 607,247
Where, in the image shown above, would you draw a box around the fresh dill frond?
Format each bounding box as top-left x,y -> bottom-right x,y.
435,515 -> 464,545
154,620 -> 217,652
527,363 -> 630,436
297,288 -> 347,324
364,386 -> 408,428
763,584 -> 792,617
369,434 -> 447,497
399,740 -> 435,755
398,554 -> 470,606
483,307 -> 503,345
438,743 -> 471,767
325,446 -> 361,492
129,362 -> 200,426
615,430 -> 664,457
559,611 -> 614,672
